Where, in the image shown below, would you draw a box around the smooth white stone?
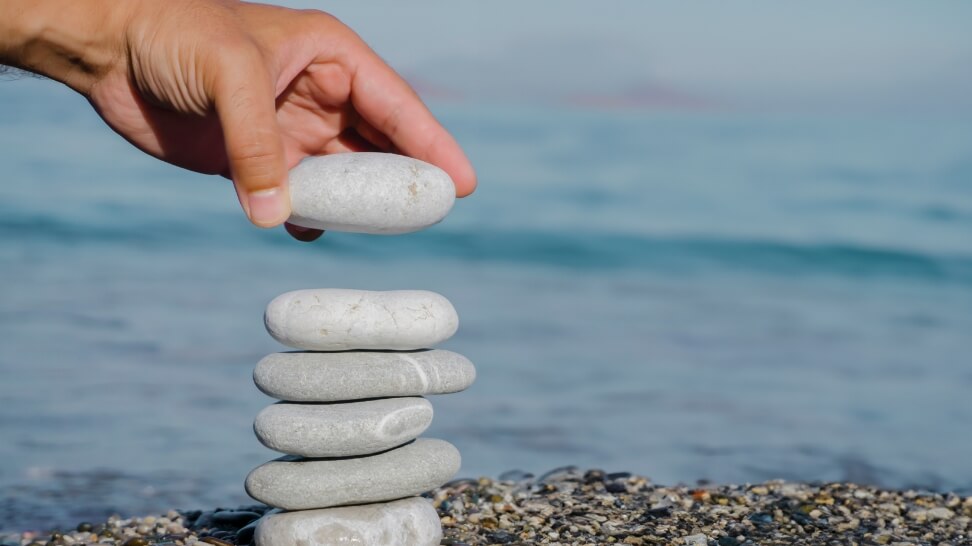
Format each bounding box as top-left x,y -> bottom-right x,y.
254,349 -> 475,402
264,289 -> 458,351
245,438 -> 460,510
287,152 -> 455,234
255,497 -> 442,546
254,397 -> 433,457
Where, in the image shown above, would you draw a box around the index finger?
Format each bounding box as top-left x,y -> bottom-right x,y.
347,48 -> 477,197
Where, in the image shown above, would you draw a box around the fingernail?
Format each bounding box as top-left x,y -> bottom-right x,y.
246,188 -> 289,227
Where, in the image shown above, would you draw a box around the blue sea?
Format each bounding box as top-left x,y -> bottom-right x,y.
1,78 -> 971,530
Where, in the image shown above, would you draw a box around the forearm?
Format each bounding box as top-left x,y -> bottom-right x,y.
0,0 -> 133,93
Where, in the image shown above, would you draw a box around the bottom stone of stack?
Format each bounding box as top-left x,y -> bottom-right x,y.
255,497 -> 441,546
245,438 -> 460,510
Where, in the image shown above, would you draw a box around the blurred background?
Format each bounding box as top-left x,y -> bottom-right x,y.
1,0 -> 971,530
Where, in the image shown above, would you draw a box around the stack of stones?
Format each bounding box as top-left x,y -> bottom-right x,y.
241,153 -> 476,546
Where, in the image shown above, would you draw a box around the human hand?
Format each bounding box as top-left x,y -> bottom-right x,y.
0,0 -> 476,241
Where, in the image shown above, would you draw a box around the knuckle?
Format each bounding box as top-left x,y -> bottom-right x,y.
218,38 -> 263,67
230,142 -> 275,163
296,9 -> 362,49
381,102 -> 406,140
229,142 -> 281,187
298,9 -> 342,28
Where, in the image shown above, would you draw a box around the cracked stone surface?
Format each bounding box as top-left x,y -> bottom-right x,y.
264,289 -> 458,351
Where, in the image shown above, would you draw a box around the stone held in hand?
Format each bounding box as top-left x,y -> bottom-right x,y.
254,497 -> 442,546
264,289 -> 459,351
254,349 -> 476,402
245,438 -> 461,510
254,397 -> 433,457
287,152 -> 456,234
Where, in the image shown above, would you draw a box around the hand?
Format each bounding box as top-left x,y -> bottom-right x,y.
0,0 -> 476,241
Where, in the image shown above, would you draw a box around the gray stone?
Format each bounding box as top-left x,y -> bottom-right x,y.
287,152 -> 455,234
684,534 -> 708,546
927,507 -> 955,520
253,349 -> 475,402
254,497 -> 441,546
254,397 -> 433,457
264,289 -> 458,351
245,438 -> 460,510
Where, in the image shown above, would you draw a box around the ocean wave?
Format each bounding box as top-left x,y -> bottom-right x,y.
5,209 -> 967,286
342,230 -> 972,284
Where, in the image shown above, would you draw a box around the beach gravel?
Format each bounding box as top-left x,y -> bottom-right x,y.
3,467 -> 971,545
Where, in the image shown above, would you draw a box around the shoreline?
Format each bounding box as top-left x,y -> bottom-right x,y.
2,467 -> 970,545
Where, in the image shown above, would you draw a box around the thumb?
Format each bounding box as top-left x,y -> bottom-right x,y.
213,47 -> 289,227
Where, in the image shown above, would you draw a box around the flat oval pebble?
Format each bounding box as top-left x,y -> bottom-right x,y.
254,349 -> 476,402
254,398 -> 433,457
254,497 -> 441,546
245,438 -> 460,510
264,289 -> 458,351
287,152 -> 455,234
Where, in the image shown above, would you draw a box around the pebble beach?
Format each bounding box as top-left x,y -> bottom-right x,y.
3,468 -> 970,546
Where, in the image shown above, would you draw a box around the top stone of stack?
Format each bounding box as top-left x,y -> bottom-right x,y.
265,289 -> 458,351
286,152 -> 456,234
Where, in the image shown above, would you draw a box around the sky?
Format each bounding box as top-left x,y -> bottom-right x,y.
281,1 -> 972,113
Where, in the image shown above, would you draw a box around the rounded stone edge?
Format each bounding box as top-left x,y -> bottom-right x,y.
442,351 -> 477,394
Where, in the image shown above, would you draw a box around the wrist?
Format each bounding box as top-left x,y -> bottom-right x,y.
0,0 -> 136,93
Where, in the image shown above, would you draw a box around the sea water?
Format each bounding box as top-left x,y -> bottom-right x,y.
1,78 -> 971,529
